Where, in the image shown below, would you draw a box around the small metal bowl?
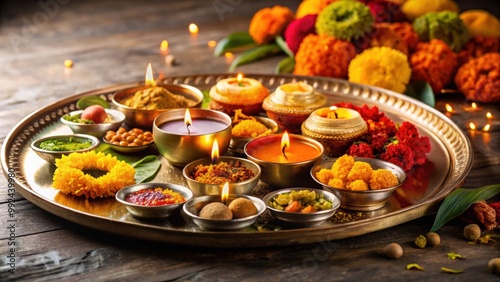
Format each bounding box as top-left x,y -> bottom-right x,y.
310,157 -> 407,211
115,183 -> 193,219
102,138 -> 154,154
182,156 -> 261,196
31,134 -> 100,163
60,109 -> 125,138
263,188 -> 340,227
229,116 -> 278,155
183,194 -> 266,230
112,84 -> 204,129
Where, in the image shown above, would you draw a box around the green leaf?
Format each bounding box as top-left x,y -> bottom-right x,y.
404,81 -> 435,107
76,95 -> 110,110
275,56 -> 295,74
275,35 -> 294,57
430,184 -> 500,232
201,90 -> 211,109
213,31 -> 257,57
229,43 -> 282,72
131,155 -> 161,183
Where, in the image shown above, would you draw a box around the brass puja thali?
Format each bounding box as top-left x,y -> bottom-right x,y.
1,74 -> 473,248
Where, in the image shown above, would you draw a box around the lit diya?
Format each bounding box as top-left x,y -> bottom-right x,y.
112,63 -> 203,128
244,132 -> 324,188
209,73 -> 270,115
301,106 -> 367,157
182,182 -> 266,230
262,82 -> 326,133
153,108 -> 232,166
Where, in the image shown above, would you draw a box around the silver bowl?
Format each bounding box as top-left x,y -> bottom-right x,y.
30,134 -> 100,163
102,138 -> 154,154
60,109 -> 125,138
115,183 -> 193,219
112,84 -> 204,129
182,156 -> 261,196
229,116 -> 279,155
182,194 -> 266,230
310,157 -> 407,211
263,188 -> 340,227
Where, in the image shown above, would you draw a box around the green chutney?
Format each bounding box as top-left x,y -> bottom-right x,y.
39,137 -> 93,151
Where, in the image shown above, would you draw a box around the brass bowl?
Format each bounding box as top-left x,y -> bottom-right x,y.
182,156 -> 261,196
310,158 -> 407,211
30,134 -> 100,163
153,108 -> 232,167
60,109 -> 125,138
263,188 -> 340,227
182,194 -> 266,230
115,183 -> 193,219
112,84 -> 203,129
229,116 -> 279,155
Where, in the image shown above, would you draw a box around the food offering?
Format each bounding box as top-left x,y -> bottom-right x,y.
263,188 -> 340,227
112,64 -> 203,128
30,134 -> 100,163
244,132 -> 324,188
229,109 -> 278,154
60,107 -> 125,138
311,156 -> 407,211
301,106 -> 367,157
262,82 -> 326,133
183,183 -> 266,230
208,73 -> 270,116
103,127 -> 154,154
115,183 -> 193,219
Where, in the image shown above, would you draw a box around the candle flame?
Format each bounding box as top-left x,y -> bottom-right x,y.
184,109 -> 192,134
482,124 -> 491,132
207,40 -> 217,47
145,63 -> 156,87
445,104 -> 453,112
221,182 -> 229,205
486,112 -> 493,119
329,106 -> 337,111
211,139 -> 219,164
281,132 -> 290,159
237,73 -> 243,82
471,102 -> 477,109
64,59 -> 73,68
469,122 -> 476,130
189,23 -> 199,34
160,40 -> 169,51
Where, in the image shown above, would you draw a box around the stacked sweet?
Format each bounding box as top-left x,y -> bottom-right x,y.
220,0 -> 500,103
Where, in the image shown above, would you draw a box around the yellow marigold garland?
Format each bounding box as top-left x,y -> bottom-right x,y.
53,151 -> 136,199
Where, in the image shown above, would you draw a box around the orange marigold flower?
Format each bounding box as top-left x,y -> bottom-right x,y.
296,0 -> 337,19
409,39 -> 457,93
454,52 -> 500,103
366,23 -> 409,55
456,35 -> 500,67
249,5 -> 295,45
294,34 -> 357,78
379,22 -> 420,51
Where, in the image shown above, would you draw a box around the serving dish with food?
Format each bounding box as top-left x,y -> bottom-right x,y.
0,73 -> 472,248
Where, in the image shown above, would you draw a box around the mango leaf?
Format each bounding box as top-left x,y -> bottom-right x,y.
405,81 -> 435,107
229,43 -> 282,72
275,56 -> 295,74
430,184 -> 500,232
131,155 -> 161,183
76,95 -> 110,109
275,35 -> 294,57
213,31 -> 256,57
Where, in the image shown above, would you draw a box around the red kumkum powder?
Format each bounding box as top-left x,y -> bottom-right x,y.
125,188 -> 185,206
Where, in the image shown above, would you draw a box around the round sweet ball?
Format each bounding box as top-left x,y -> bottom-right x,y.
199,202 -> 233,220
228,198 -> 258,219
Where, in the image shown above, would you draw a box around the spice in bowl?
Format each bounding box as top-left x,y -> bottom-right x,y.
125,187 -> 186,206
190,160 -> 255,184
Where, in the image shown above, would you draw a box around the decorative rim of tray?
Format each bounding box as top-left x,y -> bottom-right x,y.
1,73 -> 473,248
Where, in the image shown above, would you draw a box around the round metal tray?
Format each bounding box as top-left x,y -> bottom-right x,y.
1,74 -> 473,248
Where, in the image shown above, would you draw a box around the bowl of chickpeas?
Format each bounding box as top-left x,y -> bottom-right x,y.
103,127 -> 155,154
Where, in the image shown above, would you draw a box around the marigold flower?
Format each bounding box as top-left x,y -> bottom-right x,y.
294,34 -> 357,78
248,5 -> 295,45
347,142 -> 374,158
295,0 -> 337,19
363,23 -> 409,55
460,10 -> 500,38
380,143 -> 414,171
456,35 -> 500,67
363,0 -> 407,23
315,0 -> 374,41
284,14 -> 317,54
381,22 -> 420,51
348,46 -> 411,93
410,39 -> 457,93
454,52 -> 500,103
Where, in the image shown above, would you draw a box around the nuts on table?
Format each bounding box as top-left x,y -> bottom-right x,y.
425,232 -> 441,246
414,234 -> 427,248
488,258 -> 500,274
381,243 -> 404,259
463,224 -> 481,241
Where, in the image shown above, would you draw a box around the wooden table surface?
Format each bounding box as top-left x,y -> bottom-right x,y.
1,0 -> 499,281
